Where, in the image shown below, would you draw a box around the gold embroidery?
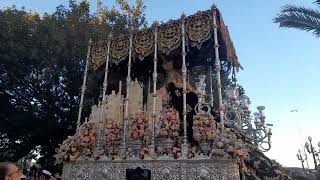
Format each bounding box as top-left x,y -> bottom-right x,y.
91,40 -> 108,70
110,34 -> 129,65
186,11 -> 213,49
133,28 -> 154,61
158,20 -> 181,55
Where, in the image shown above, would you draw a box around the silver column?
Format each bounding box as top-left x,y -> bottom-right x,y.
212,7 -> 225,130
123,27 -> 133,150
76,39 -> 92,141
150,25 -> 158,154
180,14 -> 188,159
102,34 -> 112,103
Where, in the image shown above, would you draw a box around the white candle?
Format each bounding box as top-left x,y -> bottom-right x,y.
118,81 -> 122,95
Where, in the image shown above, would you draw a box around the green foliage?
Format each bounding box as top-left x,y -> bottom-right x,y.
115,0 -> 146,28
0,0 -> 146,171
274,1 -> 320,38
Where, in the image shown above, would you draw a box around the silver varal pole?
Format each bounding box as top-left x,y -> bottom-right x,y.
100,33 -> 112,125
102,34 -> 112,103
150,25 -> 158,154
212,7 -> 225,130
123,27 -> 133,150
181,14 -> 188,158
97,34 -> 112,149
76,38 -> 92,141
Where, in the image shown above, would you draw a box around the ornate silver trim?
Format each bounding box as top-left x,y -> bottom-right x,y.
63,159 -> 240,180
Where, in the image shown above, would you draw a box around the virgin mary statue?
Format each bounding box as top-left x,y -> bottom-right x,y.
156,59 -> 198,144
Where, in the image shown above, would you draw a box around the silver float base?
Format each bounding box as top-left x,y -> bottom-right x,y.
62,159 -> 240,180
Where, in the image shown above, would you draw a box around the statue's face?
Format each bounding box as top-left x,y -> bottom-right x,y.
162,60 -> 173,70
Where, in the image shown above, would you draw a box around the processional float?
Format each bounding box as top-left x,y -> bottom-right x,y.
55,5 -> 291,180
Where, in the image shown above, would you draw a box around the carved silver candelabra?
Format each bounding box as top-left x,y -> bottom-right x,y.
194,74 -> 214,157
195,74 -> 212,114
224,86 -> 273,152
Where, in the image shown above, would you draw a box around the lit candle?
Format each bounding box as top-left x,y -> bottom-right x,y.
118,81 -> 122,95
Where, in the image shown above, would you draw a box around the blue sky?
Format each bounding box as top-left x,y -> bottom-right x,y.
1,0 -> 319,168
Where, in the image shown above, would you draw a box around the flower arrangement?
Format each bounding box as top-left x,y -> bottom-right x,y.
79,122 -> 96,148
55,136 -> 79,164
157,107 -> 180,139
193,111 -> 217,142
76,122 -> 97,160
105,122 -> 123,145
209,128 -> 248,159
129,111 -> 149,141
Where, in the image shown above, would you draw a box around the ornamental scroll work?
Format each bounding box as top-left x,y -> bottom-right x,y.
90,40 -> 108,70
110,34 -> 130,65
158,20 -> 181,55
186,11 -> 214,49
133,28 -> 154,61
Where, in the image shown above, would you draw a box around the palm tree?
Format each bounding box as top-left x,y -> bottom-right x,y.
274,0 -> 320,38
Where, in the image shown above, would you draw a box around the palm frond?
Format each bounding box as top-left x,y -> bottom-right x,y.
274,5 -> 320,37
280,5 -> 320,21
314,0 -> 320,5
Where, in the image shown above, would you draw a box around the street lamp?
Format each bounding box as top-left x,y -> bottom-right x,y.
318,141 -> 320,164
303,148 -> 310,170
297,149 -> 307,172
304,136 -> 319,170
